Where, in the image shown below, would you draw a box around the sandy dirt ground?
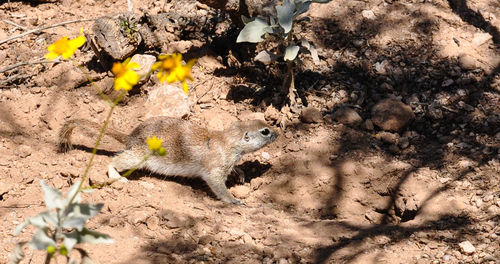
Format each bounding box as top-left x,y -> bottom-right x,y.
1,0 -> 500,263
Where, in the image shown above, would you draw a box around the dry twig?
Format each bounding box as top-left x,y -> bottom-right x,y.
0,18 -> 96,46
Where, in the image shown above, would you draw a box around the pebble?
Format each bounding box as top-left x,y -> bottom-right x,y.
361,10 -> 376,20
231,185 -> 250,199
286,142 -> 301,152
332,107 -> 362,127
144,83 -> 190,119
300,107 -> 323,123
472,33 -> 492,46
130,54 -> 157,84
371,99 -> 414,131
458,54 -> 477,70
459,241 -> 475,254
261,152 -> 271,162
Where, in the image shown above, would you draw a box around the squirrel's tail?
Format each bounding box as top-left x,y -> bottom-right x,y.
58,119 -> 128,152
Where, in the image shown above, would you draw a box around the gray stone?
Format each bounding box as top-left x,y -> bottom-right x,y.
371,99 -> 414,131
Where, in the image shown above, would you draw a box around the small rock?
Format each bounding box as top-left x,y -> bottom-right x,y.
198,235 -> 214,245
264,105 -> 281,121
146,216 -> 160,231
458,54 -> 477,70
459,241 -> 475,254
139,181 -> 155,190
442,79 -> 454,87
127,210 -> 152,225
300,107 -> 322,123
144,83 -> 190,119
428,101 -> 443,119
231,185 -> 250,199
398,137 -> 410,149
371,99 -> 414,131
364,119 -> 374,130
375,131 -> 399,145
241,111 -> 266,121
0,181 -> 14,197
286,142 -> 301,152
261,152 -> 271,162
362,10 -> 376,20
17,145 -> 32,158
129,54 -> 157,84
472,33 -> 492,46
332,107 -> 362,127
388,144 -> 400,153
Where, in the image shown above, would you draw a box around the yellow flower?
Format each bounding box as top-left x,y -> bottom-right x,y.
152,53 -> 197,94
112,58 -> 140,91
44,28 -> 86,60
146,136 -> 163,151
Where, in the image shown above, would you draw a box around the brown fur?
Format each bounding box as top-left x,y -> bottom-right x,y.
58,116 -> 278,204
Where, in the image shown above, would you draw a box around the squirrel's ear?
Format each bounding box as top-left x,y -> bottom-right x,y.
243,132 -> 250,142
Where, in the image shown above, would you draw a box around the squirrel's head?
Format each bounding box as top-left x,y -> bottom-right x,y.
233,120 -> 278,154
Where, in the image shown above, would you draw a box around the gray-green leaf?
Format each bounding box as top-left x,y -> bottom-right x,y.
276,0 -> 295,34
63,232 -> 79,252
294,1 -> 311,17
67,228 -> 114,244
241,15 -> 252,24
14,211 -> 55,235
255,50 -> 276,64
28,229 -> 56,250
63,203 -> 104,231
8,242 -> 25,264
301,39 -> 320,64
64,181 -> 82,206
284,45 -> 300,61
41,180 -> 64,210
236,18 -> 270,43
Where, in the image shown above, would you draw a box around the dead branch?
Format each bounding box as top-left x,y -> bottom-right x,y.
0,18 -> 96,46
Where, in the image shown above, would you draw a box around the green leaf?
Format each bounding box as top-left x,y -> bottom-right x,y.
276,0 -> 295,34
284,45 -> 300,61
300,39 -> 320,64
310,0 -> 331,3
236,18 -> 270,43
28,229 -> 56,250
41,180 -> 64,210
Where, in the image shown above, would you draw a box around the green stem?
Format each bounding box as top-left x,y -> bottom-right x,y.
120,154 -> 151,178
65,91 -> 126,207
71,59 -> 113,105
84,153 -> 151,190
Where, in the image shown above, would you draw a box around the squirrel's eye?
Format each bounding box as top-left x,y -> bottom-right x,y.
260,128 -> 270,136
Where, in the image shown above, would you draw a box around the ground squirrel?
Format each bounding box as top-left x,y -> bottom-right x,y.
58,116 -> 278,204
